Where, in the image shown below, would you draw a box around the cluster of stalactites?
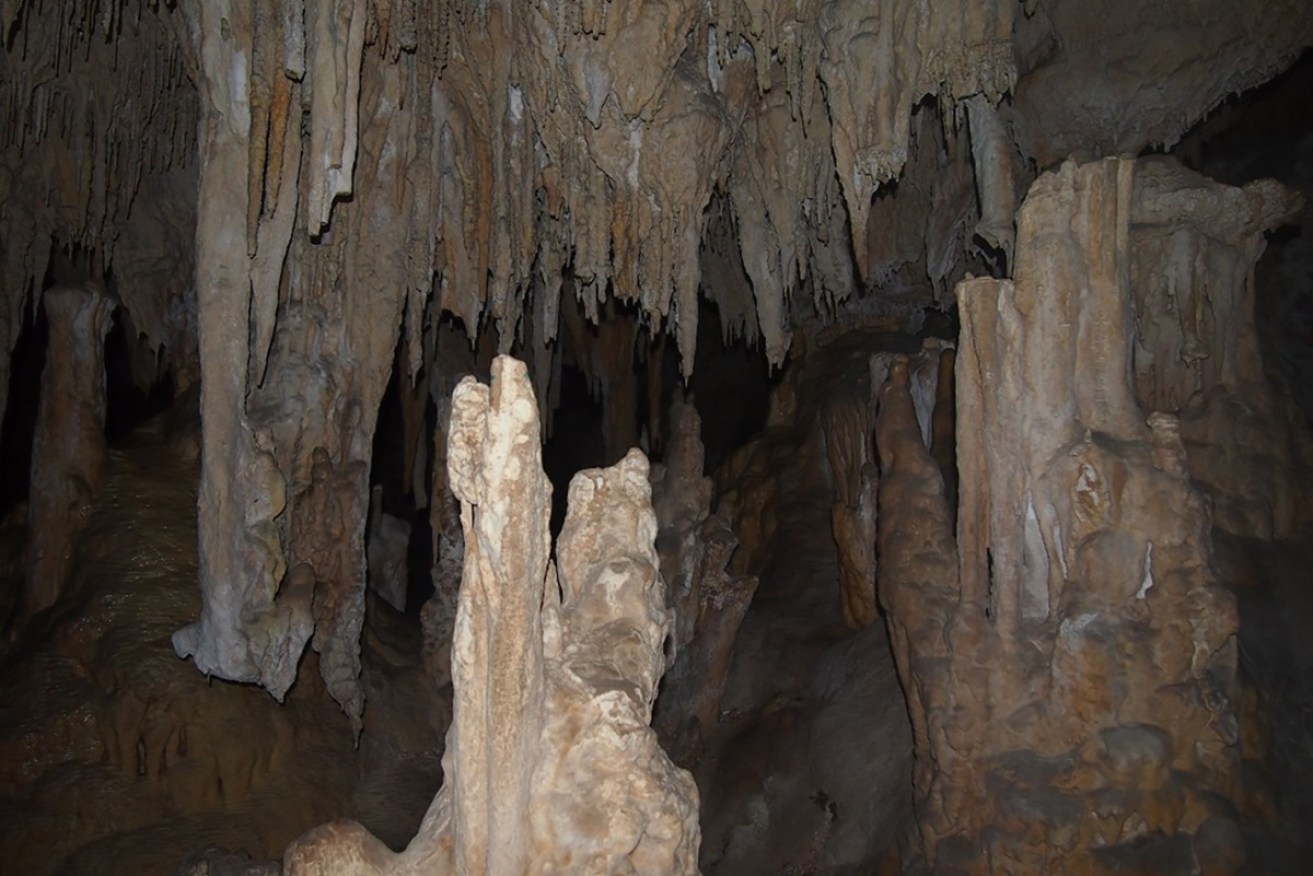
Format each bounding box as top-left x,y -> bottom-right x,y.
250,0 -> 1018,379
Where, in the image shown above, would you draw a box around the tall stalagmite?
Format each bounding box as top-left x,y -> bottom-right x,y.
284,356 -> 698,875
878,158 -> 1246,873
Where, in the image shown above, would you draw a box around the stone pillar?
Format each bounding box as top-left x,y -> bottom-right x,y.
24,283 -> 115,618
879,159 -> 1243,874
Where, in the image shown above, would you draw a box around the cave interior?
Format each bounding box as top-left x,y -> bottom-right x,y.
2,1 -> 1313,874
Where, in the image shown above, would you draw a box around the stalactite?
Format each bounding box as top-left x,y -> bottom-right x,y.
305,0 -> 367,236
0,0 -> 197,431
173,0 -> 313,704
965,93 -> 1016,268
5,0 -> 1305,740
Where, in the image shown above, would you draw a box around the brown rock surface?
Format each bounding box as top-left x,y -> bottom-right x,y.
1,3 -> 1311,873
651,399 -> 759,766
1,0 -> 1301,732
1128,158 -> 1309,538
878,158 -> 1245,873
23,282 -> 115,619
0,408 -> 445,876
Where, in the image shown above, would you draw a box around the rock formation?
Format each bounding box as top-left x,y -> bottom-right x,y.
23,282 -> 115,619
285,356 -> 699,875
1127,158 -> 1309,539
0,404 -> 447,876
0,0 -> 1305,741
651,399 -> 758,765
877,158 -> 1248,873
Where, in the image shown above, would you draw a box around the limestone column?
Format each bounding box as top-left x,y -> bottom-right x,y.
24,283 -> 115,618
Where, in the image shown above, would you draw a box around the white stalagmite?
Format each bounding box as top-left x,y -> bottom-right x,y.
284,356 -> 699,875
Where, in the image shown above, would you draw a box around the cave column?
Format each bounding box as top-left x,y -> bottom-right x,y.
23,283 -> 115,618
171,0 -> 311,701
879,158 -> 1243,873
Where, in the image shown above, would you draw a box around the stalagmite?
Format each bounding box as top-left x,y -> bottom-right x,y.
284,356 -> 699,874
23,283 -> 115,618
822,382 -> 878,629
651,400 -> 759,764
879,158 -> 1244,873
0,8 -> 1310,869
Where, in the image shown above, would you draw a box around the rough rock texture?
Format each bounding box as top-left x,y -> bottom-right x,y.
821,368 -> 879,630
823,338 -> 950,630
651,399 -> 758,766
1009,1 -> 1313,167
172,2 -> 427,734
1,0 -> 1302,724
23,282 -> 115,618
699,330 -> 916,873
1127,158 -> 1309,539
284,356 -> 699,875
878,158 -> 1244,873
0,1 -> 198,436
366,485 -> 411,613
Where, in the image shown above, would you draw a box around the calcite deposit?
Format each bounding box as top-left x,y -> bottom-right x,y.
0,0 -> 1303,744
877,158 -> 1247,873
1127,158 -> 1309,538
651,399 -> 758,764
285,356 -> 698,875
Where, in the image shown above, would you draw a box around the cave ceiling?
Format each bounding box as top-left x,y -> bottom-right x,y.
3,1 -> 1308,380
